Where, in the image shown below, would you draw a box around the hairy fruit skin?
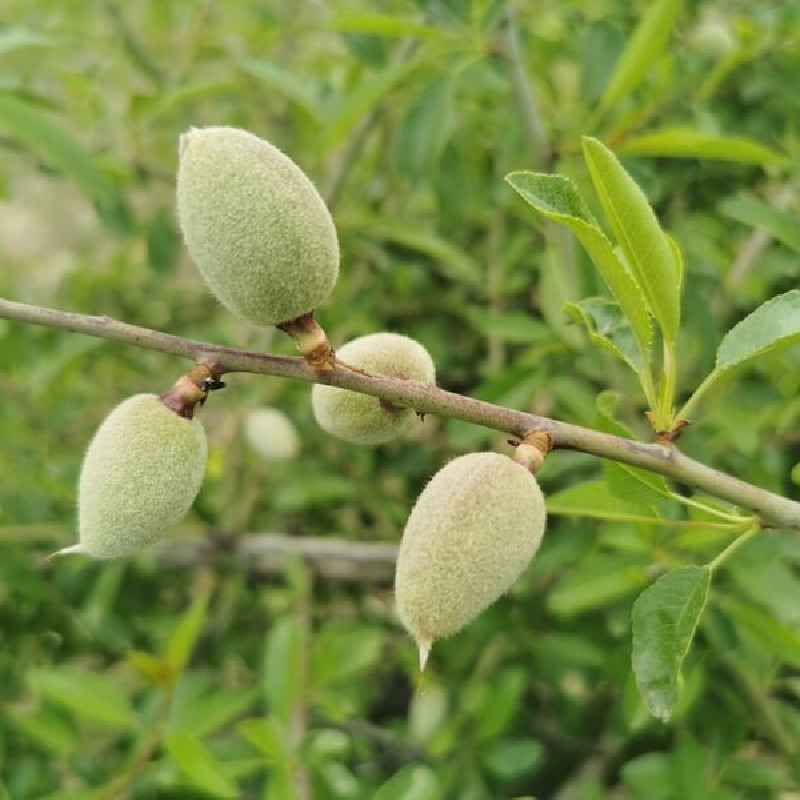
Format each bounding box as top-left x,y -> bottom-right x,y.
177,126 -> 339,326
395,452 -> 546,664
245,407 -> 300,462
66,394 -> 207,559
312,332 -> 435,444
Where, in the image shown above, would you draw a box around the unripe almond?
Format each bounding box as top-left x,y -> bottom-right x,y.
312,332 -> 435,444
244,407 -> 300,462
395,452 -> 546,667
56,394 -> 207,559
177,126 -> 339,327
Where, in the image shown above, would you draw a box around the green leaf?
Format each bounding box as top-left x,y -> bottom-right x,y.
311,625 -> 383,687
263,616 -> 303,726
272,475 -> 357,512
374,765 -> 439,800
322,59 -> 421,150
394,74 -> 454,179
236,60 -> 322,120
345,216 -> 482,286
0,93 -> 123,220
600,0 -> 684,110
480,737 -> 543,780
9,706 -> 78,755
720,193 -> 800,253
717,290 -> 800,370
165,731 -> 238,799
565,298 -> 644,375
27,667 -> 137,728
682,291 -> 800,417
169,683 -> 258,739
506,172 -> 652,352
466,309 -> 551,343
619,128 -> 790,167
237,716 -> 292,763
582,137 -> 680,341
165,582 -> 211,673
547,480 -> 663,523
330,13 -> 445,40
596,392 -> 671,504
0,28 -> 56,56
631,566 -> 710,721
548,554 -> 648,615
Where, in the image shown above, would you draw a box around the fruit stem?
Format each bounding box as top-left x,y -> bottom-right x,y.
277,310 -> 335,370
159,362 -> 225,419
513,430 -> 551,474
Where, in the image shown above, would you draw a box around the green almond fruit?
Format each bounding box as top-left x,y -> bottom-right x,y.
312,332 -> 435,445
56,394 -> 207,559
177,126 -> 339,326
395,452 -> 546,668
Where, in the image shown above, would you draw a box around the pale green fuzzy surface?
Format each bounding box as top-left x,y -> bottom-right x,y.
244,407 -> 300,461
395,452 -> 546,643
77,394 -> 207,559
312,332 -> 436,445
177,126 -> 339,326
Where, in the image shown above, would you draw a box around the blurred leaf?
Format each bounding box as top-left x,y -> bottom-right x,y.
565,298 -> 645,375
394,74 -> 454,179
719,596 -> 800,668
480,737 -> 543,780
311,625 -> 383,687
331,13 -> 446,40
0,28 -> 56,56
165,731 -> 238,799
263,616 -> 303,726
477,668 -> 526,740
507,172 -> 652,352
600,0 -> 684,110
619,129 -> 790,166
719,193 -> 800,253
272,475 -> 358,512
8,706 -> 77,755
322,58 -> 421,149
582,137 -> 680,341
631,566 -> 710,720
466,309 -> 550,343
237,59 -> 322,120
27,667 -> 137,728
374,765 -> 439,800
237,717 -> 294,778
621,753 -> 674,798
548,554 -> 648,615
0,92 -> 124,222
170,683 -> 258,739
348,216 -> 482,286
165,581 -> 212,673
128,650 -> 173,687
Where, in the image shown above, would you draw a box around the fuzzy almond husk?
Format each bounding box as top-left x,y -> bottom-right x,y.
395,452 -> 546,666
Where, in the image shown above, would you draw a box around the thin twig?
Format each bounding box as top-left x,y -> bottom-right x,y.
3,296 -> 800,529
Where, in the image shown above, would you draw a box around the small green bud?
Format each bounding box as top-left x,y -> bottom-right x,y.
177,126 -> 339,327
244,407 -> 300,462
56,394 -> 207,559
395,452 -> 546,668
312,332 -> 435,445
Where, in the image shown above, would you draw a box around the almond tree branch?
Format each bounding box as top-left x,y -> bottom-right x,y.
3,295 -> 800,529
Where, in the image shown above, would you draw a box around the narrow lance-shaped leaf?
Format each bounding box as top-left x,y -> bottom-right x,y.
619,128 -> 790,167
166,732 -> 238,799
720,193 -> 800,254
582,136 -> 680,342
600,0 -> 684,111
632,566 -> 710,721
506,172 -> 652,353
0,92 -> 124,222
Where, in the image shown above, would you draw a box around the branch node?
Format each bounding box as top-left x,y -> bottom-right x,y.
277,310 -> 335,370
514,430 -> 551,474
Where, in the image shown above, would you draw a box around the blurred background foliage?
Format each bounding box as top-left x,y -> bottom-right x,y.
1,0 -> 800,797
